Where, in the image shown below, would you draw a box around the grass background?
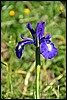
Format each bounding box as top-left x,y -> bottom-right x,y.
1,1 -> 66,99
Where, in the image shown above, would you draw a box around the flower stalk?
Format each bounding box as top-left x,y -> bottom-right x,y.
36,38 -> 40,99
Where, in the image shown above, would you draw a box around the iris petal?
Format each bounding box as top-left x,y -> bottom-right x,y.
15,41 -> 24,58
45,34 -> 52,39
40,34 -> 51,44
40,41 -> 58,59
15,40 -> 34,58
36,22 -> 45,39
26,22 -> 35,39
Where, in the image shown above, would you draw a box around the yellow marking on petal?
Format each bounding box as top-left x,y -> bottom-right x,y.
47,44 -> 52,51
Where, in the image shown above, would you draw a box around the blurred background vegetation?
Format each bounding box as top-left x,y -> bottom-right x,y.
1,1 -> 66,99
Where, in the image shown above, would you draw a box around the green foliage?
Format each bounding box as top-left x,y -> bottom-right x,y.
1,1 -> 66,99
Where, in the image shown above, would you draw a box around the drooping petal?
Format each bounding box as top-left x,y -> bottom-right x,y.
15,40 -> 34,58
40,41 -> 58,59
36,22 -> 45,39
15,41 -> 24,59
26,22 -> 35,39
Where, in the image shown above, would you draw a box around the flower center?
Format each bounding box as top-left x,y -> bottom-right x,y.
47,44 -> 52,51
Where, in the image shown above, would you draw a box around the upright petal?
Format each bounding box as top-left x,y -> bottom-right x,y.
36,22 -> 45,39
26,22 -> 35,39
15,39 -> 34,59
40,41 -> 58,59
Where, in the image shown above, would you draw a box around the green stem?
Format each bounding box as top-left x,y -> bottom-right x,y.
36,39 -> 40,99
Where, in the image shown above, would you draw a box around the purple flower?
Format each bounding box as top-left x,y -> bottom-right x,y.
15,22 -> 58,59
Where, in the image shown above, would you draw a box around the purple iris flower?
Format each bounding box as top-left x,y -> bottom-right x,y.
15,22 -> 58,59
